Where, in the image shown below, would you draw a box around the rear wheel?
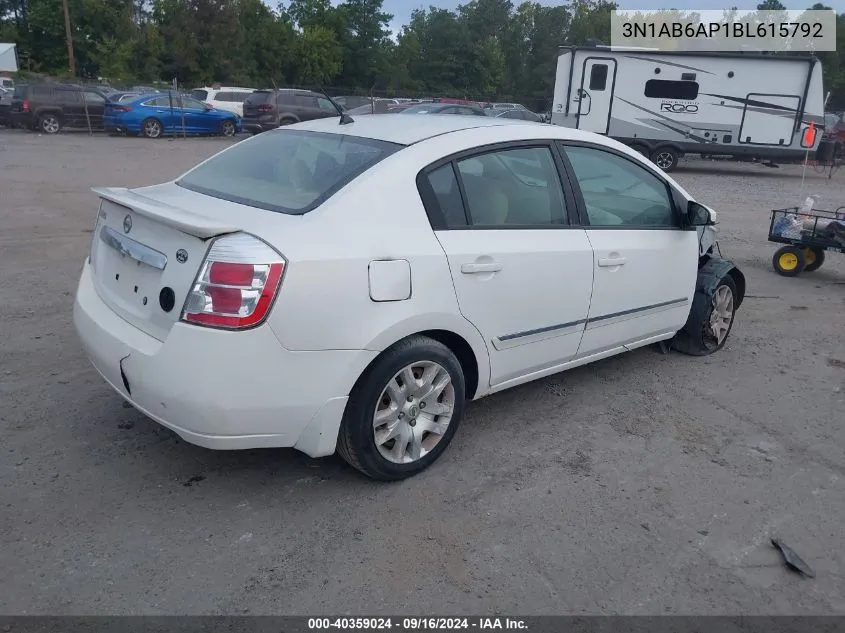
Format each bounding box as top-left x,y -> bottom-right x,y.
279,117 -> 296,126
803,247 -> 825,272
39,113 -> 61,134
651,146 -> 679,172
141,117 -> 163,139
337,335 -> 465,481
772,245 -> 806,276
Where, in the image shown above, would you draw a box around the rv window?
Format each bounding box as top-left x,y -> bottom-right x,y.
644,79 -> 699,100
589,65 -> 608,91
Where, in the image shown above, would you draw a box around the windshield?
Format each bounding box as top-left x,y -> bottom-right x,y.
177,130 -> 403,215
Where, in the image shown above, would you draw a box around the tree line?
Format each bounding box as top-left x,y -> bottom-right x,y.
1,0 -> 844,111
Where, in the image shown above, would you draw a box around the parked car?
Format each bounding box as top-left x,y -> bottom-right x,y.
401,103 -> 488,116
241,88 -> 337,134
9,83 -> 110,133
73,115 -> 744,481
190,86 -> 255,118
491,108 -> 544,122
346,101 -> 412,115
104,93 -> 242,138
107,91 -> 142,103
0,88 -> 13,126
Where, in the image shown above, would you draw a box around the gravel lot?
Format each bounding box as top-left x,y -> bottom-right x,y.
1,129 -> 844,616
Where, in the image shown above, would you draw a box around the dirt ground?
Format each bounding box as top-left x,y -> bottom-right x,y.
1,129 -> 844,615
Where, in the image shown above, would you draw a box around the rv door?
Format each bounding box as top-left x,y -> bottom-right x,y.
577,57 -> 616,135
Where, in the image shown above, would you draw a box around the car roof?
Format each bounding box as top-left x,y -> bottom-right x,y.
288,114 -> 598,146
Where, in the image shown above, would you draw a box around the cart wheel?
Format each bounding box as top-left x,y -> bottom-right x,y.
772,246 -> 806,277
803,247 -> 825,272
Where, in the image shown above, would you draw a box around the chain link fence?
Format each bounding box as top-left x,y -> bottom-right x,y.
2,74 -> 553,138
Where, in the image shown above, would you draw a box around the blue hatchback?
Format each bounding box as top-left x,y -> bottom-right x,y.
104,93 -> 242,138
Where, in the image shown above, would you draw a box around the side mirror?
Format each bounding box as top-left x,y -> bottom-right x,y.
687,201 -> 715,226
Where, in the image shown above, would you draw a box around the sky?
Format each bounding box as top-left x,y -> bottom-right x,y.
377,0 -> 845,38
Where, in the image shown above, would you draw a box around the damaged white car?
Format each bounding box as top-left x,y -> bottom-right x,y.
73,115 -> 745,480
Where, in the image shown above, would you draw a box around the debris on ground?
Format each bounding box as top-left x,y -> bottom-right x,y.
771,538 -> 816,578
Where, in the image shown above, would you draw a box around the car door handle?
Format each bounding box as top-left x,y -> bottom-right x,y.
461,262 -> 503,274
598,257 -> 627,267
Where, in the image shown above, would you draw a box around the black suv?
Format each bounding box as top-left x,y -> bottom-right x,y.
242,89 -> 338,134
10,83 -> 109,134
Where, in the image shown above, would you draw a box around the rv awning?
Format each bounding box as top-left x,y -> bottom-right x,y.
0,43 -> 18,72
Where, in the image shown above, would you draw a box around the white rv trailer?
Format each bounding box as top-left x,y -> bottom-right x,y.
551,46 -> 825,171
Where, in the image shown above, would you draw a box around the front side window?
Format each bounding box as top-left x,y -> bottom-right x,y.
317,97 -> 336,112
564,145 -> 676,227
455,146 -> 568,226
181,97 -> 206,110
177,130 -> 402,215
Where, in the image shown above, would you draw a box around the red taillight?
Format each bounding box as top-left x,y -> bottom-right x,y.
112,105 -> 132,112
22,99 -> 30,113
208,261 -> 255,286
257,103 -> 274,112
182,234 -> 285,330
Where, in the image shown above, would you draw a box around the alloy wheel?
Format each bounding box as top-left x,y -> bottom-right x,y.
372,360 -> 455,464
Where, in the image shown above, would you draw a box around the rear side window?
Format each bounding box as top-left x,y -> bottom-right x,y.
177,130 -> 403,215
191,89 -> 209,101
422,164 -> 468,227
294,95 -> 317,108
14,85 -> 27,98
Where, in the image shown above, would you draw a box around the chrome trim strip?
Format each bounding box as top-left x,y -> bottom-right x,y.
499,318 -> 586,342
587,297 -> 689,326
100,225 -> 167,270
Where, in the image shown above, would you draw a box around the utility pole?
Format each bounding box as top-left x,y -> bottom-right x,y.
62,0 -> 75,76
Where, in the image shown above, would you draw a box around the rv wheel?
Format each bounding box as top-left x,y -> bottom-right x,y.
651,147 -> 679,172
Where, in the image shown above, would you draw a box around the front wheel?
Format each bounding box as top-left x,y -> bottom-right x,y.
336,335 -> 466,481
651,146 -> 679,172
673,275 -> 738,356
220,119 -> 236,137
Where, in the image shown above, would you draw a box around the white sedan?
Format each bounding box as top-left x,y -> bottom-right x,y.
73,114 -> 745,480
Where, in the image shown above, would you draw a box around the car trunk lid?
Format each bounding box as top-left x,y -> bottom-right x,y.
89,187 -> 240,341
243,91 -> 276,118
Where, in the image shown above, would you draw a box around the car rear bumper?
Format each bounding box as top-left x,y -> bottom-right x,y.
10,112 -> 33,128
73,260 -> 376,456
242,118 -> 277,133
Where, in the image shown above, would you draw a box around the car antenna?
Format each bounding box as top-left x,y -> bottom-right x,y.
320,87 -> 354,125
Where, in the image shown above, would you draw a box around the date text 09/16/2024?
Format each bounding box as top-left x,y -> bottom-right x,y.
307,618 -> 529,630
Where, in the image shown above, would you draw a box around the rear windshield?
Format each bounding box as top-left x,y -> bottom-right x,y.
177,130 -> 403,214
245,91 -> 274,105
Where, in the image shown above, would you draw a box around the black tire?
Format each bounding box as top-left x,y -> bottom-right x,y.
219,119 -> 236,137
772,245 -> 806,277
279,117 -> 296,126
141,117 -> 163,139
39,113 -> 61,134
672,274 -> 738,356
337,335 -> 466,481
651,146 -> 679,172
803,247 -> 825,272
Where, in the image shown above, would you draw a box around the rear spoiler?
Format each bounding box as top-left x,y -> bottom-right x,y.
92,186 -> 240,240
